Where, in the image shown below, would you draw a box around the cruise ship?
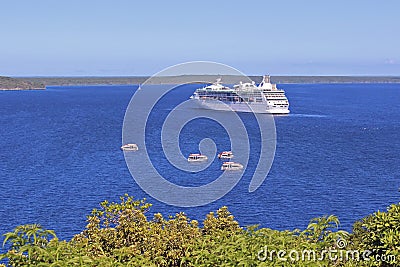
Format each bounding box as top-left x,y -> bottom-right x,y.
190,75 -> 289,114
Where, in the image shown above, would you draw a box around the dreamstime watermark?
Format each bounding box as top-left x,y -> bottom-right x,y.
257,238 -> 396,263
122,61 -> 276,207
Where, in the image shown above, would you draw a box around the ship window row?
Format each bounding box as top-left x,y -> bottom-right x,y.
198,95 -> 264,103
198,92 -> 238,97
198,92 -> 263,98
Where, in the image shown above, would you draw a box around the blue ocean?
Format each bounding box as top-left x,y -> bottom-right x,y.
1,83 -> 399,251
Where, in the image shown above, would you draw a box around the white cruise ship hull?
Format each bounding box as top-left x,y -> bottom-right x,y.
193,99 -> 290,114
189,76 -> 290,114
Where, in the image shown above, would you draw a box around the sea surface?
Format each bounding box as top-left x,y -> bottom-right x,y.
1,83 -> 399,251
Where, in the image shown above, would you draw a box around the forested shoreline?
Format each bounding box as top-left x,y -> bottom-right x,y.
2,75 -> 400,90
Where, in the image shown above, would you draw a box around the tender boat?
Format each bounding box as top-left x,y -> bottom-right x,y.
121,143 -> 139,151
218,151 -> 234,159
221,162 -> 244,171
187,153 -> 208,162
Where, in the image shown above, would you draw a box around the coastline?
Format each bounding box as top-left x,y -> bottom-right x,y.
2,75 -> 400,90
0,87 -> 45,91
20,75 -> 400,85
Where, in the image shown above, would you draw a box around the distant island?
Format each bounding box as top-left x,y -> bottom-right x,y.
0,76 -> 45,90
2,75 -> 400,90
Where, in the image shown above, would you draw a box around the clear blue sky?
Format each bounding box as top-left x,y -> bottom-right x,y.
1,0 -> 399,76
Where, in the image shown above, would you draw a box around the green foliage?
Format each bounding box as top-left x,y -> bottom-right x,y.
301,215 -> 349,248
2,224 -> 56,250
352,203 -> 400,266
1,195 -> 398,266
203,206 -> 240,235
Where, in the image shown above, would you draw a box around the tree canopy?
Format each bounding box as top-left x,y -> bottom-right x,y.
1,194 -> 399,266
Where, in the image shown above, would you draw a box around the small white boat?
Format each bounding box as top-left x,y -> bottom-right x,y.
187,153 -> 208,162
218,151 -> 234,159
121,143 -> 139,151
221,162 -> 243,171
